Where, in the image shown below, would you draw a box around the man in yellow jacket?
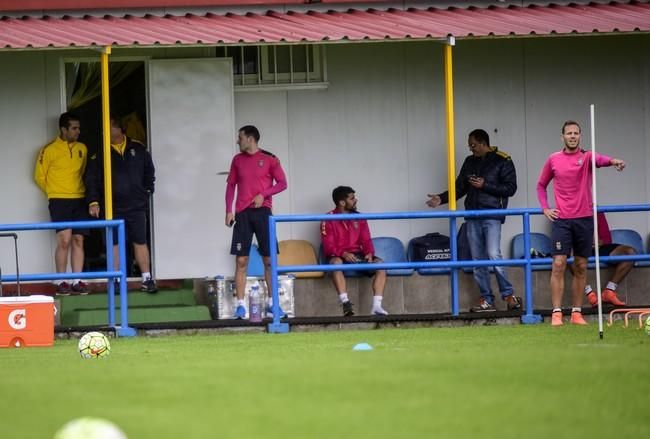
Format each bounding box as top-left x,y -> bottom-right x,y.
34,112 -> 89,295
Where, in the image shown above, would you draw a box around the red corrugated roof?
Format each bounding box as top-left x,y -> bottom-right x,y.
0,2 -> 648,50
0,0 -> 383,13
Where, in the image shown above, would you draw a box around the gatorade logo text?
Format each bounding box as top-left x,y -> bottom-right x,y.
8,309 -> 27,330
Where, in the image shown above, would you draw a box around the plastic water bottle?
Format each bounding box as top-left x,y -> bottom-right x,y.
249,282 -> 262,322
206,276 -> 222,320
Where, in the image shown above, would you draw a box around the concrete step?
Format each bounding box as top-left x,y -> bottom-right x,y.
61,304 -> 211,326
59,289 -> 197,311
58,288 -> 206,327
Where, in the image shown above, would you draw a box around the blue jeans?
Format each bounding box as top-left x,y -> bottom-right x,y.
466,219 -> 513,304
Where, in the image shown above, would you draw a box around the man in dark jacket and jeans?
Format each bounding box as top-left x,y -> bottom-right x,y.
85,116 -> 157,293
427,129 -> 521,312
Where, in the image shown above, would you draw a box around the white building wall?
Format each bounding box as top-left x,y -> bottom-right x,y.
0,51 -> 55,276
521,36 -> 648,237
236,34 -> 650,255
0,34 -> 648,279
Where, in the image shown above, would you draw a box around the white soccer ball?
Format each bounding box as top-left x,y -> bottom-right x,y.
78,332 -> 111,359
54,417 -> 126,439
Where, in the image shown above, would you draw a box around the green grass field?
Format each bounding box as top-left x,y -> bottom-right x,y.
1,325 -> 649,438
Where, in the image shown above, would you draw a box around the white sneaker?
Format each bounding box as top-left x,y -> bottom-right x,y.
372,307 -> 388,316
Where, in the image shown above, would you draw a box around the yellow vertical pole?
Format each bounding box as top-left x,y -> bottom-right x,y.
444,37 -> 460,316
100,46 -> 113,220
444,37 -> 456,210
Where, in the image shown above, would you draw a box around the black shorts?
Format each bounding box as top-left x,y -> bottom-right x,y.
112,209 -> 147,245
330,253 -> 383,277
230,207 -> 276,257
48,198 -> 89,235
595,243 -> 622,257
551,217 -> 594,258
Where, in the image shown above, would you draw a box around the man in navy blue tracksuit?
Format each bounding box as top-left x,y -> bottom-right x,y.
85,116 -> 157,293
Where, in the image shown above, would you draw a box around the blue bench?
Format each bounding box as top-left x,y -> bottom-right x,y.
511,232 -> 553,271
610,229 -> 647,267
372,237 -> 414,276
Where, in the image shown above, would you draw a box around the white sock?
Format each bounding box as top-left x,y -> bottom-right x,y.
55,280 -> 64,286
606,281 -> 618,291
237,299 -> 245,307
72,279 -> 81,285
339,293 -> 349,303
571,307 -> 581,313
584,285 -> 593,295
142,272 -> 151,282
372,295 -> 387,315
552,308 -> 562,313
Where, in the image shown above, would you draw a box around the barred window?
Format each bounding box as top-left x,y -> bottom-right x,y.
216,44 -> 327,90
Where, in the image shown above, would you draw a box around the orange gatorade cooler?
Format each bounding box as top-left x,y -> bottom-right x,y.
0,295 -> 54,348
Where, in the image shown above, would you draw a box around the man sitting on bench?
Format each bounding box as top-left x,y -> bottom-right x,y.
573,213 -> 632,307
320,186 -> 388,317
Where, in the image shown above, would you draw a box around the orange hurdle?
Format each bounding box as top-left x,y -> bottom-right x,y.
637,311 -> 650,329
607,308 -> 650,327
623,309 -> 650,328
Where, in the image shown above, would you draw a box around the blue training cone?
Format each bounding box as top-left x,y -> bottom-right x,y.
352,342 -> 373,351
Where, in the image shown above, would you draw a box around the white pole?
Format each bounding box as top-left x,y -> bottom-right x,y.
590,104 -> 604,339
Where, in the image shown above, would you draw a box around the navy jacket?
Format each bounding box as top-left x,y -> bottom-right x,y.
85,137 -> 155,212
438,147 -> 517,222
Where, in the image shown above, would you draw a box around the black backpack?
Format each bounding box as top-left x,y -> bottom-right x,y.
457,222 -> 472,261
411,233 -> 451,262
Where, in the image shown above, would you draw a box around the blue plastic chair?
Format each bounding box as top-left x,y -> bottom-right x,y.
610,229 -> 644,254
371,237 -> 413,276
642,236 -> 650,267
318,244 -> 363,277
610,229 -> 646,267
406,238 -> 450,275
511,233 -> 553,271
247,244 -> 265,277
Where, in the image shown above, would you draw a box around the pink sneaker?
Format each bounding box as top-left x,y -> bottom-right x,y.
586,291 -> 598,307
570,311 -> 588,325
602,289 -> 625,307
551,311 -> 563,326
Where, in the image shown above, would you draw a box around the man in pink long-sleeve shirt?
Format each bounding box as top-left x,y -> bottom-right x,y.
536,120 -> 625,326
225,125 -> 287,319
320,186 -> 388,316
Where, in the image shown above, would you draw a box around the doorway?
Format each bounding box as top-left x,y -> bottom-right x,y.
64,60 -> 149,276
66,57 -> 237,280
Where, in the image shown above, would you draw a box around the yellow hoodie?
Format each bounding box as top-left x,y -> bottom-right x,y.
34,137 -> 87,199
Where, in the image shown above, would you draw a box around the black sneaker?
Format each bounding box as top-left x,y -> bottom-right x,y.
505,295 -> 522,310
71,281 -> 90,295
141,278 -> 158,293
342,300 -> 354,317
470,298 -> 496,312
56,281 -> 72,296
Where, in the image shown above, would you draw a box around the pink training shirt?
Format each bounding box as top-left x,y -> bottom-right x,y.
225,149 -> 287,214
536,149 -> 612,219
597,212 -> 613,245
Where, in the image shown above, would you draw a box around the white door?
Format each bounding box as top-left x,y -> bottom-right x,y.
148,58 -> 235,279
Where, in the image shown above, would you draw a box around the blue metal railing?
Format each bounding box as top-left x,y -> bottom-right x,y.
267,204 -> 650,332
0,219 -> 135,337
